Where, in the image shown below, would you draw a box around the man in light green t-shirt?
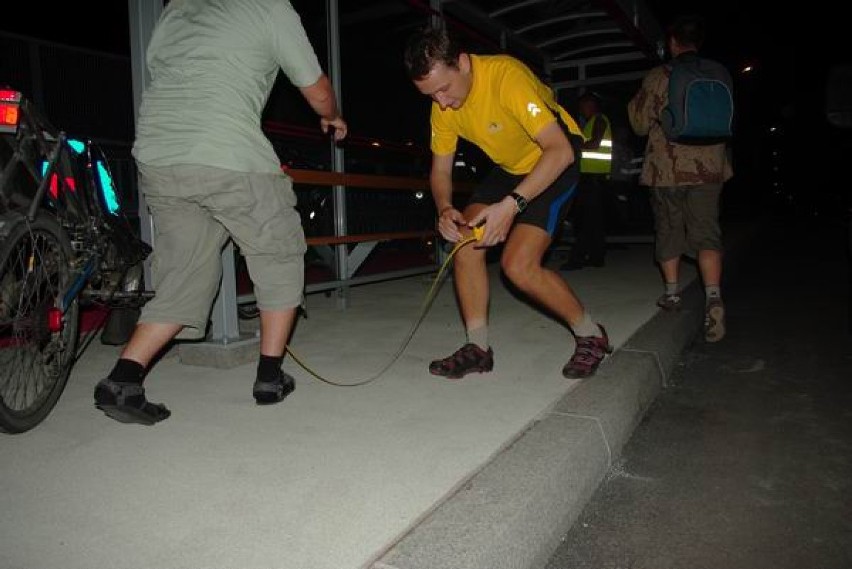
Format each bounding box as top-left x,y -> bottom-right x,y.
94,0 -> 347,426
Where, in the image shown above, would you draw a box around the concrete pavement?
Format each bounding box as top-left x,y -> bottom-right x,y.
1,243 -> 699,569
545,218 -> 852,569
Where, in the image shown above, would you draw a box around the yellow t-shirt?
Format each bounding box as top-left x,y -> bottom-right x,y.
430,54 -> 582,175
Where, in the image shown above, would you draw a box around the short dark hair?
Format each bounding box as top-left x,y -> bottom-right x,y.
403,26 -> 462,80
667,14 -> 705,50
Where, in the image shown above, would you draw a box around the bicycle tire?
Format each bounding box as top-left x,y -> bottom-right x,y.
0,214 -> 79,433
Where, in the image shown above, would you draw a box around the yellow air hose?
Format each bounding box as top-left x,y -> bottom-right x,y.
285,225 -> 484,387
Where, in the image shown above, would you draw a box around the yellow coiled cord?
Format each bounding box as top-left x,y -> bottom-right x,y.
285,227 -> 483,387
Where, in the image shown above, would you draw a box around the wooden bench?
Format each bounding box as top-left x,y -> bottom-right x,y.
286,167 -> 469,255
306,229 -> 436,247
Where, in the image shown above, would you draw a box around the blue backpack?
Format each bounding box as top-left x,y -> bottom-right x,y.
661,53 -> 734,145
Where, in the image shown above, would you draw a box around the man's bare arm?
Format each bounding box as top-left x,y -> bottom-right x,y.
512,122 -> 574,202
430,153 -> 455,213
431,153 -> 466,242
299,74 -> 348,139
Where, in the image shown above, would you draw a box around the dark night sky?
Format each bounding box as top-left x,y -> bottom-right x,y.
3,1 -> 842,140
2,2 -> 846,158
0,2 -> 825,85
3,1 -> 848,215
0,3 -> 132,54
2,1 -> 837,97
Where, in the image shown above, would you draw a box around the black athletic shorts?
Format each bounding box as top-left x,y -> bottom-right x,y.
468,135 -> 582,236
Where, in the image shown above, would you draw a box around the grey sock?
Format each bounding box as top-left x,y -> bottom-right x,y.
466,326 -> 489,350
705,285 -> 721,303
572,312 -> 601,338
665,282 -> 679,296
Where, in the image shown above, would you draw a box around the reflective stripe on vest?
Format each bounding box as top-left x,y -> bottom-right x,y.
580,114 -> 612,174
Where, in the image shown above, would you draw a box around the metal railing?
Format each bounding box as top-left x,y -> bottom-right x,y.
206,168 -> 473,344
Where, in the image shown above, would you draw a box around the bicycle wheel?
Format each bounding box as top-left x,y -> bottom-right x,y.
0,214 -> 79,433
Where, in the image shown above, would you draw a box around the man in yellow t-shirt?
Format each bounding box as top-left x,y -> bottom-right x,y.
403,26 -> 612,380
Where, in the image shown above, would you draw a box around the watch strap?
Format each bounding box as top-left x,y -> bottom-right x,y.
510,191 -> 528,212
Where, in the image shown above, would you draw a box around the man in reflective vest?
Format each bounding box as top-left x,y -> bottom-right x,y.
561,92 -> 612,270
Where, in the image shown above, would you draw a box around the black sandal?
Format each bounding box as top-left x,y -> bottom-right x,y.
94,380 -> 171,425
253,369 -> 295,405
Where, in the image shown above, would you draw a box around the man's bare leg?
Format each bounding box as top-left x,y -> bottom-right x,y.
697,249 -> 722,288
428,204 -> 494,378
95,321 -> 181,424
120,322 -> 183,367
453,204 -> 490,332
253,307 -> 299,404
500,224 -> 588,329
698,248 -> 725,341
259,308 -> 297,357
659,256 -> 680,288
501,223 -> 610,378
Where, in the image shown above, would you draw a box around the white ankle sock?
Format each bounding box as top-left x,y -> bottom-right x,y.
466,326 -> 489,350
572,313 -> 601,338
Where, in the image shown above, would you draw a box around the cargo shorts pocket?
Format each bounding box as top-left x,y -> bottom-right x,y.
213,173 -> 306,261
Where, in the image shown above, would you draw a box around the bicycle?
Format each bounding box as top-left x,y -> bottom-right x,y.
0,88 -> 153,433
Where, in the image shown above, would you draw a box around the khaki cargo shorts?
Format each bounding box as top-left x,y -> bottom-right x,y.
649,183 -> 723,262
137,163 -> 306,340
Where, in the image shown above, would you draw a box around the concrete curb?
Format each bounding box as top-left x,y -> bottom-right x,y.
371,288 -> 703,569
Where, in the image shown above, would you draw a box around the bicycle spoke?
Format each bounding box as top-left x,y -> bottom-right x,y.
0,228 -> 69,413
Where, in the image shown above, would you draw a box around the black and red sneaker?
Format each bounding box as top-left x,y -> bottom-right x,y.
562,324 -> 613,379
429,343 -> 494,380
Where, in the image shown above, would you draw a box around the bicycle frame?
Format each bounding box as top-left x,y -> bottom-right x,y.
1,88 -> 157,433
1,89 -> 152,314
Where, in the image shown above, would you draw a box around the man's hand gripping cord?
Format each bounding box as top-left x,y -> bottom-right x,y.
472,224 -> 485,243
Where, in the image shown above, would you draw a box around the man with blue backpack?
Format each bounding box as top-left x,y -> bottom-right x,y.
628,14 -> 733,342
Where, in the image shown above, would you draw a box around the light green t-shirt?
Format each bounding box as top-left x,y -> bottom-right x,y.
132,0 -> 322,174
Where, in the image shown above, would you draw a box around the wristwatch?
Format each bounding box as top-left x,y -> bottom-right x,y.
509,191 -> 528,213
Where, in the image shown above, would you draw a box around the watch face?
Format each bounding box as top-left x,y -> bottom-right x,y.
512,192 -> 527,211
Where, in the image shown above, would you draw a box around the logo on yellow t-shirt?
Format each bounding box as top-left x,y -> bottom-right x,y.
527,102 -> 541,117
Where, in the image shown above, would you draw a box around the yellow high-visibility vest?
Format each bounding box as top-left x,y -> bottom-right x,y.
580,113 -> 613,175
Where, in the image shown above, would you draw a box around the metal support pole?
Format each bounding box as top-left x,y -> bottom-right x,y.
209,242 -> 242,344
429,0 -> 443,27
327,0 -> 349,309
429,0 -> 445,271
128,0 -> 162,288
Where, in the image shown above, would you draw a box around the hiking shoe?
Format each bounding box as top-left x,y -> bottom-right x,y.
253,369 -> 295,405
94,379 -> 171,425
704,299 -> 726,342
563,324 -> 613,379
429,343 -> 494,380
656,293 -> 682,311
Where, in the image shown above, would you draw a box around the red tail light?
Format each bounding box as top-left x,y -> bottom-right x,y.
47,307 -> 63,333
0,103 -> 19,131
0,90 -> 21,134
